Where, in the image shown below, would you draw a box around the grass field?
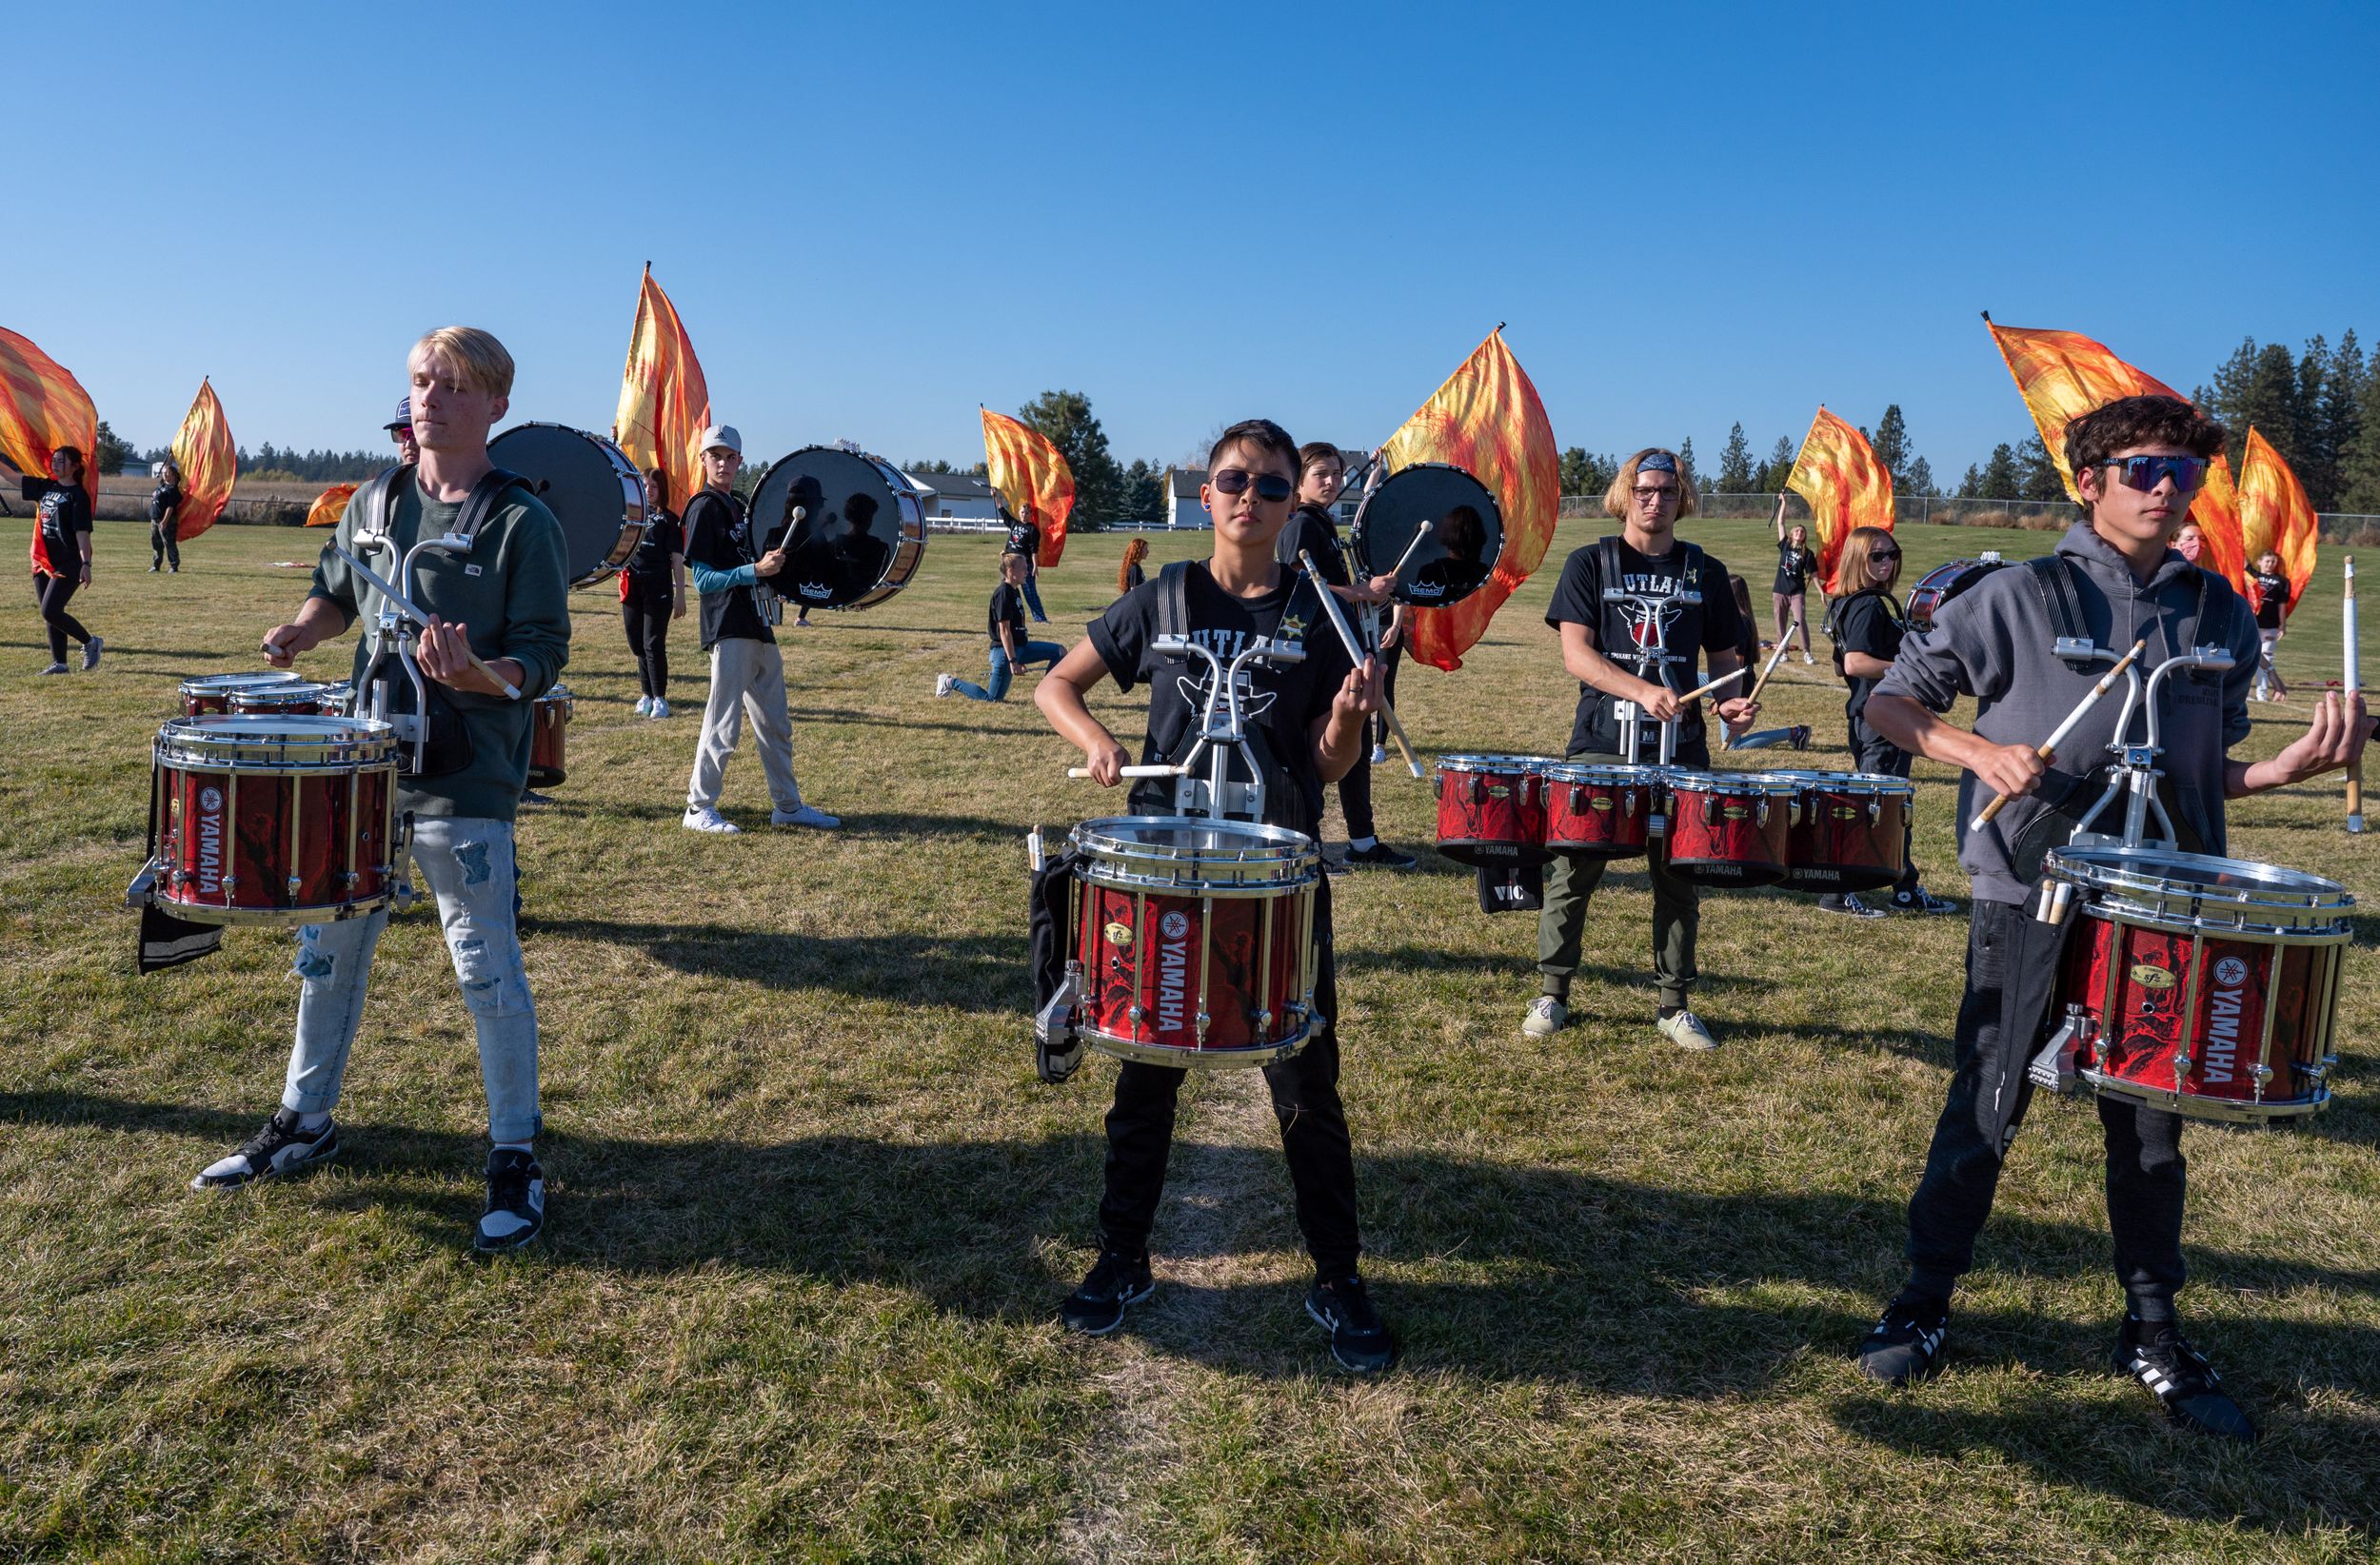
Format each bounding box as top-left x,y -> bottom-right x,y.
4,511 -> 2377,1563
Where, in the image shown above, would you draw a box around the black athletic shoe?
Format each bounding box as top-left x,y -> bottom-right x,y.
2113,1320 -> 2258,1442
189,1107 -> 339,1191
1890,886 -> 1959,916
1062,1248 -> 1155,1335
1307,1276 -> 1398,1373
474,1147 -> 545,1255
1344,842 -> 1418,870
1854,1295 -> 1949,1386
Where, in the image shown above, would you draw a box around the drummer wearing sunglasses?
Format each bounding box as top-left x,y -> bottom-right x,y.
1853,395 -> 2371,1440
1035,418 -> 1398,1374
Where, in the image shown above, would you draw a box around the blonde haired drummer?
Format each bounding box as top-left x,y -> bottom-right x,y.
1851,395 -> 2370,1438
191,327 -> 573,1256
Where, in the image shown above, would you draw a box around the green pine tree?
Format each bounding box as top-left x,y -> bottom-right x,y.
1870,405 -> 1910,478
1717,424 -> 1754,490
1017,389 -> 1124,527
1978,444 -> 2021,500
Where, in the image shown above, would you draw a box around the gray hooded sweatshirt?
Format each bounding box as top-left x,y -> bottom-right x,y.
1873,522 -> 2259,907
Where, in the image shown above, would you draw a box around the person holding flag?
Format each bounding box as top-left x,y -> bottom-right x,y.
27,446 -> 100,673
1770,517 -> 1819,663
149,460 -> 183,573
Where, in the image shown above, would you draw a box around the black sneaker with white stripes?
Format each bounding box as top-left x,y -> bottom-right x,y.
2112,1319 -> 2258,1442
1306,1275 -> 1398,1373
189,1108 -> 339,1191
1061,1247 -> 1155,1335
475,1147 -> 545,1255
1854,1294 -> 1949,1386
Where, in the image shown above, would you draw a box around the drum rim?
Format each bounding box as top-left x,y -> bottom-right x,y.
1664,769 -> 1802,797
179,670 -> 305,694
157,714 -> 397,768
2047,844 -> 2351,905
1438,753 -> 1562,773
1081,1014 -> 1319,1070
1350,461 -> 1506,604
227,680 -> 348,704
487,422 -> 647,587
1758,768 -> 1917,796
750,445 -> 928,609
1541,761 -> 1673,783
2082,1068 -> 2330,1122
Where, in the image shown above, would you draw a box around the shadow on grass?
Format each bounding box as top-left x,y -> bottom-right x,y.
1361,943 -> 1778,996
526,914 -> 1030,1010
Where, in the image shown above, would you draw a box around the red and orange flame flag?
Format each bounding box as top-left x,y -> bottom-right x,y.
307,483 -> 359,528
611,266 -> 712,515
981,407 -> 1074,565
1984,317 -> 2247,588
2236,426 -> 2318,612
0,327 -> 98,514
1785,406 -> 1894,592
1378,327 -> 1559,672
169,377 -> 237,544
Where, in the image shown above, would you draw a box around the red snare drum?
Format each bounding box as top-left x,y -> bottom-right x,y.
1773,770 -> 1914,892
144,715 -> 402,926
1434,755 -> 1554,867
1660,770 -> 1795,887
1541,762 -> 1667,861
2038,846 -> 2350,1122
228,680 -> 349,718
1067,816 -> 1322,1068
528,683 -> 573,788
1904,555 -> 2006,633
178,670 -> 304,717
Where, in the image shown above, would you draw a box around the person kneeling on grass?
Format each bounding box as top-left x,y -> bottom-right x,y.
1033,417 -> 1398,1374
937,552 -> 1061,702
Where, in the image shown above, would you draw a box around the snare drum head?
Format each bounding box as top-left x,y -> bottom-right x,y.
1906,558 -> 2007,631
751,446 -> 918,608
2048,844 -> 2350,905
1352,463 -> 1505,608
159,713 -> 394,763
1438,753 -> 1556,776
488,424 -> 646,586
181,670 -> 303,698
1073,814 -> 1314,860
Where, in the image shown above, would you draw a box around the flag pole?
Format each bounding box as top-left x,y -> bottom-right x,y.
2346,556 -> 2363,833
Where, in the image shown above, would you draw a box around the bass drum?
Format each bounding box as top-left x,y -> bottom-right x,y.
487,423 -> 648,587
1905,554 -> 2007,633
1350,462 -> 1504,608
748,446 -> 928,610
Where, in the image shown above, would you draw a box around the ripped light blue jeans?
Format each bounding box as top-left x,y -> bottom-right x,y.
281,816 -> 540,1143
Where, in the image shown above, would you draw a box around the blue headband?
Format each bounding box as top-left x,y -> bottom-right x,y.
1637,452 -> 1677,473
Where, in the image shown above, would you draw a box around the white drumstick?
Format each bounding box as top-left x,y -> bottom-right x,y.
1385,520 -> 1435,582
1067,763 -> 1190,779
1299,549 -> 1423,778
1676,666 -> 1747,704
1970,638 -> 2146,829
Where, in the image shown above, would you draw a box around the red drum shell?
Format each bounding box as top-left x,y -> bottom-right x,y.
150,716 -> 400,926
1541,763 -> 1664,861
1778,772 -> 1912,892
528,684 -> 573,788
1660,771 -> 1794,887
1434,756 -> 1554,867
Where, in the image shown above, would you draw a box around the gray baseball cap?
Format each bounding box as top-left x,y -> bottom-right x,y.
699,425 -> 743,455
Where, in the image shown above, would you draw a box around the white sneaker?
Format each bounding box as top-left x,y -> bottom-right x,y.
1369,743 -> 1387,765
1656,1009 -> 1719,1051
1521,995 -> 1570,1038
1800,652 -> 1815,665
935,672 -> 955,698
635,695 -> 653,716
682,805 -> 741,835
650,698 -> 671,718
82,635 -> 103,671
37,662 -> 69,675
771,803 -> 841,829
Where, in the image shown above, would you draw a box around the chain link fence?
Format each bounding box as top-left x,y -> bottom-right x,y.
1563,489 -> 2380,545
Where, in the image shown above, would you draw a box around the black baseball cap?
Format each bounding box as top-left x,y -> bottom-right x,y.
385,397 -> 412,433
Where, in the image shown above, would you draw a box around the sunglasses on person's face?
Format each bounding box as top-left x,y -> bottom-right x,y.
1212,468 -> 1295,503
2100,454 -> 2209,493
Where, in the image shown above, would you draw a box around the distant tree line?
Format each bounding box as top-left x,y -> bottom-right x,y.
137,441 -> 393,484
2192,329 -> 2376,513
913,390 -> 1167,526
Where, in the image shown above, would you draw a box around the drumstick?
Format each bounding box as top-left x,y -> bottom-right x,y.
1299,549 -> 1423,779
2345,557 -> 2363,833
1970,638 -> 2147,830
331,544 -> 522,700
1676,666 -> 1747,704
1745,630 -> 1797,704
1384,520 -> 1434,583
1066,763 -> 1190,779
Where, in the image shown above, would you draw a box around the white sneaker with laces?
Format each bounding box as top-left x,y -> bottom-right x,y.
635,695 -> 653,716
650,698 -> 671,718
771,802 -> 841,829
1800,651 -> 1815,665
1656,1009 -> 1719,1050
1369,743 -> 1387,765
935,673 -> 955,698
682,805 -> 741,834
1521,995 -> 1570,1038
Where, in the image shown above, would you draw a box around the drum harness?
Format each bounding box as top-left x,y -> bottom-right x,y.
1597,537 -> 1707,768
2018,555 -> 2241,1095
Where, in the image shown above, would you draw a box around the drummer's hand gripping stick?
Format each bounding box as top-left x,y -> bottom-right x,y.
1970,639 -> 2146,831
1299,549 -> 1422,779
1061,634 -> 1305,821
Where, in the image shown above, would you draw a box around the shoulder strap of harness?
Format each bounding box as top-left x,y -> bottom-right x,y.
452,466 -> 529,547
351,463 -> 411,545
2025,554 -> 2099,673
1158,558 -> 1191,644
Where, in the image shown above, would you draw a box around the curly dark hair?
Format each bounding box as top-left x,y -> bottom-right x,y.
2063,395 -> 2226,496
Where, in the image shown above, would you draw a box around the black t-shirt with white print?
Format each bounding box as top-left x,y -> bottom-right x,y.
1544,536 -> 1744,760
988,581 -> 1026,648
1086,562 -> 1356,840
684,489 -> 773,650
1276,504 -> 1350,587
2251,570 -> 2289,630
1004,518 -> 1041,561
1774,539 -> 1818,595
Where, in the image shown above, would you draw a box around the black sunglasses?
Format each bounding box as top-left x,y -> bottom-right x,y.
1211,467 -> 1295,503
1870,548 -> 1901,560
2100,454 -> 2209,493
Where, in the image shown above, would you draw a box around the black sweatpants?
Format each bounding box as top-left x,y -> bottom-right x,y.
150,521 -> 180,570
1849,713 -> 1920,898
621,575 -> 673,700
33,571 -> 90,664
1096,882 -> 1361,1278
1903,897 -> 2188,1317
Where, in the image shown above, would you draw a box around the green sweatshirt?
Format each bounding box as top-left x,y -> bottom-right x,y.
307,476 -> 571,822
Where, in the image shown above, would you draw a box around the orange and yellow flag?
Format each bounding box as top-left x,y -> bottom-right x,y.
1984,318 -> 2247,588
981,407 -> 1075,565
611,266 -> 711,514
2236,426 -> 2318,612
1785,407 -> 1894,592
1378,327 -> 1560,672
169,378 -> 237,544
0,327 -> 98,511
307,483 -> 359,529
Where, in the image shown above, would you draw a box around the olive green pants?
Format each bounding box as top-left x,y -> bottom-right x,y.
1535,849 -> 1700,1011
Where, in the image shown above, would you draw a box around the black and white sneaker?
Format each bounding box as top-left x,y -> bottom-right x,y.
1819,892 -> 1887,920
475,1147 -> 545,1255
1061,1247 -> 1155,1335
1854,1295 -> 1949,1386
1344,842 -> 1418,870
1891,886 -> 1960,916
2113,1320 -> 2258,1442
189,1107 -> 339,1191
1307,1276 -> 1398,1373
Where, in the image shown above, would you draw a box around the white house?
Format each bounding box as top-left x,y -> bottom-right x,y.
905,469 -> 1002,523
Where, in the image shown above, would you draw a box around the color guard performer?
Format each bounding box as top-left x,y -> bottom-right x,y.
1853,396 -> 2368,1439
27,445 -> 99,674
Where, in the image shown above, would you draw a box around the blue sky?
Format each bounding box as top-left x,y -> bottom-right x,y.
10,1 -> 2373,484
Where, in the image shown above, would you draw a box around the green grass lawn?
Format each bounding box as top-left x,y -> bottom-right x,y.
3,512 -> 2376,1562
